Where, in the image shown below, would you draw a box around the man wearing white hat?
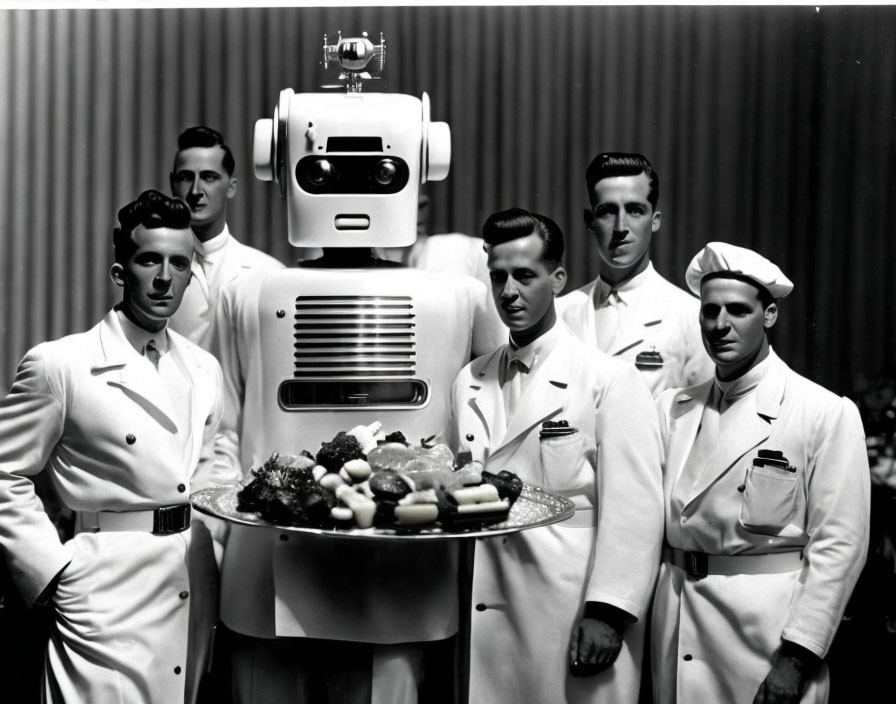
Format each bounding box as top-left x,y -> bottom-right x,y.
650,242 -> 870,704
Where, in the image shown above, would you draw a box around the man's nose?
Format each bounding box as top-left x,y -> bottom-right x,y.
613,211 -> 628,233
154,263 -> 173,288
189,176 -> 202,196
501,278 -> 519,299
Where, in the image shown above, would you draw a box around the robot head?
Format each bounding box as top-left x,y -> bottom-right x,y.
253,32 -> 451,248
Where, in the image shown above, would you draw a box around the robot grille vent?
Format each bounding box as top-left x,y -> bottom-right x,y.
293,295 -> 416,378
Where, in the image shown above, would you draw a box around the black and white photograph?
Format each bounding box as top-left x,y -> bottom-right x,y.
1,2 -> 895,703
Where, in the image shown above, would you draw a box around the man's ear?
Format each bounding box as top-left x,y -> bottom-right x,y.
651,209 -> 662,233
110,263 -> 125,288
764,302 -> 778,329
551,266 -> 568,296
583,208 -> 596,231
227,177 -> 238,200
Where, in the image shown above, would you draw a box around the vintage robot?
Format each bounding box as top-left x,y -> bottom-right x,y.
246,30 -> 493,457
217,33 -> 496,674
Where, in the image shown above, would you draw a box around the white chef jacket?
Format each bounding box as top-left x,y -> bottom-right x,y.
449,322 -> 664,704
558,263 -> 713,397
651,349 -> 870,704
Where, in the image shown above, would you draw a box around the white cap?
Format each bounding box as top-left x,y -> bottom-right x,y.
686,242 -> 794,299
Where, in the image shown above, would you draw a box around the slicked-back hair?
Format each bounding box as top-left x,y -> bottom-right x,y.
113,189 -> 192,265
175,125 -> 236,176
585,152 -> 659,210
482,207 -> 565,271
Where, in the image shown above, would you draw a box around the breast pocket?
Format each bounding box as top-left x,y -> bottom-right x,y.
539,433 -> 586,493
738,462 -> 799,536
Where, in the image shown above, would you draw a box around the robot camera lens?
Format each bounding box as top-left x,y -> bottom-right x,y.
308,159 -> 335,187
372,159 -> 398,187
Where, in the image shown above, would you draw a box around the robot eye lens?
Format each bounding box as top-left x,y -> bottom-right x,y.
308,159 -> 335,186
372,159 -> 398,186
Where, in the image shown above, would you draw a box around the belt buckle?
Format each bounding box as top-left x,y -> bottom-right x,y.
153,505 -> 191,535
685,550 -> 708,579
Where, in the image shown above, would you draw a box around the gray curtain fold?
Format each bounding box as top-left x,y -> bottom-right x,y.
2,5 -> 895,395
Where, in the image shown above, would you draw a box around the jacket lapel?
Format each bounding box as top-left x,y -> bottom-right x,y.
466,349 -> 505,455
488,335 -> 568,463
92,311 -> 179,432
665,382 -> 712,489
681,355 -> 786,507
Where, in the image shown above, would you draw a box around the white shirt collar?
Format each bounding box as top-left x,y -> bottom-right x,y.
115,308 -> 169,355
194,223 -> 231,259
595,261 -> 654,305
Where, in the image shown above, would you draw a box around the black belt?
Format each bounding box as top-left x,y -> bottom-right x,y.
664,545 -> 804,579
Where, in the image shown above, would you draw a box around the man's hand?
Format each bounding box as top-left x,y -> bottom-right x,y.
567,616 -> 624,677
753,641 -> 821,704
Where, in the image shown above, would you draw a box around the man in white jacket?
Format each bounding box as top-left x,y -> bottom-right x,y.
558,152 -> 712,397
651,242 -> 870,704
449,207 -> 663,704
168,125 -> 284,352
0,190 -> 231,704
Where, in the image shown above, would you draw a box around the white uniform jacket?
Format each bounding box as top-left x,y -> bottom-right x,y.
169,226 -> 284,351
449,323 -> 664,704
651,351 -> 870,704
0,310 -> 228,704
558,264 -> 713,397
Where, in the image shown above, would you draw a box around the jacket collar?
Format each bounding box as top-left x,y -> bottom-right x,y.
466,324 -> 570,459
671,350 -> 788,506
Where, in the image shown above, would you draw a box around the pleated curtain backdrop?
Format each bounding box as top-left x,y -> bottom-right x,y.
1,4 -> 895,395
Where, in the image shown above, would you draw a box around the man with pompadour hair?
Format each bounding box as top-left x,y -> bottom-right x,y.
168,125 -> 284,352
0,189 -> 233,704
449,207 -> 663,704
558,152 -> 713,397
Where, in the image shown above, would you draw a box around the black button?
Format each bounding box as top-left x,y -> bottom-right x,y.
174,666 -> 182,674
465,434 -> 474,442
280,534 -> 289,542
177,484 -> 186,493
126,434 -> 136,445
683,654 -> 693,661
179,591 -> 189,600
737,485 -> 746,493
475,603 -> 487,612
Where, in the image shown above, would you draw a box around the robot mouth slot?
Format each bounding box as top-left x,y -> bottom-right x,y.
334,215 -> 371,230
279,380 -> 428,407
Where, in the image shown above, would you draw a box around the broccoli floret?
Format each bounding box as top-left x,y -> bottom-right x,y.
315,432 -> 365,472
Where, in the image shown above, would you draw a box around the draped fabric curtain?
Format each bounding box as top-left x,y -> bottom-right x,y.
2,5 -> 895,395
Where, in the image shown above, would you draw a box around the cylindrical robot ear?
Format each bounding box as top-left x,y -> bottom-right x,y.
426,122 -> 451,182
420,91 -> 451,183
276,88 -> 294,199
254,119 -> 274,181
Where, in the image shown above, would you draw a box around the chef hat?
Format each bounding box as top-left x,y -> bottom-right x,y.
685,242 -> 794,300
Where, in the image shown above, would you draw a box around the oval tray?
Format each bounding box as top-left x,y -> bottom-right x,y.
191,481 -> 577,541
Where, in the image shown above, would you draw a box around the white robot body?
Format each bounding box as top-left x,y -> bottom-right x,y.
255,266 -> 477,454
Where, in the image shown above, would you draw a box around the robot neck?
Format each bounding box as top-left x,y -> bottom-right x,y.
303,247 -> 393,269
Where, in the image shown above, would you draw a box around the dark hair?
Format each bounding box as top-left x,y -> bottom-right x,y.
113,189 -> 192,264
703,271 -> 775,308
481,207 -> 564,270
175,125 -> 235,176
585,152 -> 659,210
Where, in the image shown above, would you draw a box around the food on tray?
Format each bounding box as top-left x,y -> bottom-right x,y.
236,423 -> 522,533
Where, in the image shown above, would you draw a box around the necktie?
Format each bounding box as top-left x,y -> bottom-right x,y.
145,339 -> 161,368
594,288 -> 621,352
506,357 -> 528,417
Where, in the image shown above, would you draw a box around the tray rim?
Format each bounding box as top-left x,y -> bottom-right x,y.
191,480 -> 577,541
